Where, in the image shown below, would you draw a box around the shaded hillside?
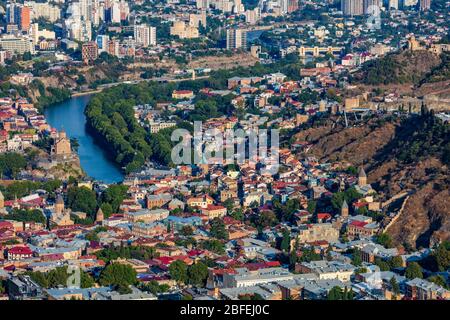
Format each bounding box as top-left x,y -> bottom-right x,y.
295,116 -> 398,168
298,112 -> 450,248
353,50 -> 442,85
387,180 -> 450,248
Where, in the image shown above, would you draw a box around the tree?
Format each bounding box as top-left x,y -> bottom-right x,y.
140,280 -> 170,295
376,233 -> 394,248
432,243 -> 450,272
199,239 -> 225,254
327,286 -> 343,300
331,187 -> 362,213
0,152 -> 27,178
169,260 -> 188,284
187,262 -> 208,287
222,198 -> 234,212
299,248 -> 321,263
427,275 -> 447,289
99,263 -> 137,288
180,225 -> 193,237
289,249 -> 298,268
327,286 -> 353,300
101,184 -> 129,213
7,209 -> 46,224
80,272 -> 95,288
26,271 -> 49,288
375,258 -> 390,272
95,245 -> 158,263
405,262 -> 423,280
100,203 -> 113,217
352,249 -> 362,267
307,200 -> 317,215
280,229 -> 291,252
209,218 -> 228,240
67,186 -> 97,217
390,276 -> 400,296
258,210 -> 278,228
389,256 -> 404,270
230,208 -> 244,221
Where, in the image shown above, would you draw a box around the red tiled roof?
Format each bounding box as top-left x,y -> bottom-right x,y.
350,220 -> 368,228
317,213 -> 332,220
8,246 -> 33,255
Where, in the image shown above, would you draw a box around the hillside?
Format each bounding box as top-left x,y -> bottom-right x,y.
296,112 -> 450,249
353,50 -> 442,86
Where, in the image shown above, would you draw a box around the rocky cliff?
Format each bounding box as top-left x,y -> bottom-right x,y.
295,113 -> 450,249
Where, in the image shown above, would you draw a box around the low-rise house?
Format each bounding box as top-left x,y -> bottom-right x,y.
187,195 -> 214,209
172,90 -> 194,99
296,260 -> 355,282
6,275 -> 44,300
220,283 -> 282,300
201,205 -> 227,219
346,215 -> 379,240
146,194 -> 172,209
7,246 -> 33,261
405,278 -> 450,300
131,222 -> 166,238
292,223 -> 339,245
361,243 -> 399,263
164,215 -> 203,231
222,267 -> 294,288
126,208 -> 170,223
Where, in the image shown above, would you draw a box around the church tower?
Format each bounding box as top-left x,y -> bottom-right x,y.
0,190 -> 4,210
341,199 -> 349,218
358,167 -> 367,187
53,129 -> 72,156
96,207 -> 104,223
55,195 -> 64,215
339,179 -> 346,192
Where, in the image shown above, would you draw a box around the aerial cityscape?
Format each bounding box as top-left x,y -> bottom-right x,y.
0,0 -> 449,304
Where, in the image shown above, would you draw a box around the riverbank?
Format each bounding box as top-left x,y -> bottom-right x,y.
44,95 -> 124,183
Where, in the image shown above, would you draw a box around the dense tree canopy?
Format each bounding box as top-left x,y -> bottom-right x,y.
99,263 -> 137,290
67,186 -> 97,217
0,153 -> 27,178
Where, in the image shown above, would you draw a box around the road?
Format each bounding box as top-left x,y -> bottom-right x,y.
71,74 -> 211,97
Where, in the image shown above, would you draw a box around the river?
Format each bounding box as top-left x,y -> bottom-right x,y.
44,95 -> 124,183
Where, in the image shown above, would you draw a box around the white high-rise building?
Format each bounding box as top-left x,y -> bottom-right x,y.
245,7 -> 261,25
111,1 -> 121,23
80,0 -> 93,21
25,1 -> 61,22
196,0 -> 210,9
134,25 -> 156,47
387,0 -> 398,9
96,34 -> 109,52
233,0 -> 245,13
363,0 -> 381,14
149,27 -> 156,46
226,28 -> 247,50
280,0 -> 289,13
341,0 -> 364,16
